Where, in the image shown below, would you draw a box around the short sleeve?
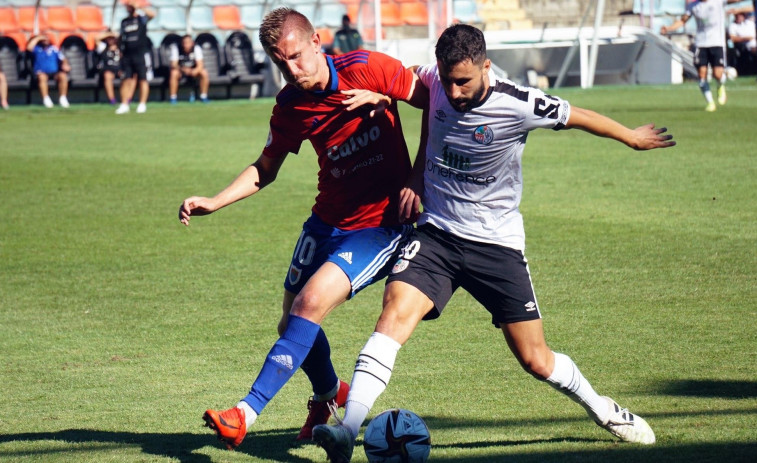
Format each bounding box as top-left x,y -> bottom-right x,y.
194,45 -> 203,61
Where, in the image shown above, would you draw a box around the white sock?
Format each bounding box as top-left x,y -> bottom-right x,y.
546,352 -> 610,423
236,401 -> 258,428
342,332 -> 401,438
200,93 -> 208,99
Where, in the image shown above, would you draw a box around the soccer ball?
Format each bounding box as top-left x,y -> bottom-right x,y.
363,409 -> 431,463
725,66 -> 738,80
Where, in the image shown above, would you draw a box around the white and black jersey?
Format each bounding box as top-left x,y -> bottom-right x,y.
687,0 -> 728,48
170,44 -> 203,69
416,63 -> 570,251
120,14 -> 149,54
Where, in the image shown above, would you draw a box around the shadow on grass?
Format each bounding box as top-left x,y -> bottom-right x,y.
1,407 -> 756,462
0,427 -> 314,463
654,379 -> 757,399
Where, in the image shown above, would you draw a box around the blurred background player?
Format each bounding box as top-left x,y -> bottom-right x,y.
116,0 -> 155,114
96,31 -> 122,105
661,0 -> 744,112
728,12 -> 756,75
332,14 -> 363,54
179,7 -> 425,450
168,35 -> 209,103
26,34 -> 70,109
0,66 -> 8,109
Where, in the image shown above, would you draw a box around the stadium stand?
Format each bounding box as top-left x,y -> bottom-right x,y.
400,2 -> 429,26
156,6 -> 187,32
18,6 -> 48,33
60,34 -> 98,99
0,7 -> 22,33
3,32 -> 28,51
189,5 -> 216,32
318,2 -> 347,27
213,5 -> 244,31
0,35 -> 30,104
240,4 -> 264,29
224,30 -> 264,97
453,0 -> 483,23
75,4 -> 108,33
380,2 -> 403,27
195,32 -> 233,97
47,6 -> 77,33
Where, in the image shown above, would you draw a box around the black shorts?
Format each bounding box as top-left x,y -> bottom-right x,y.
387,224 -> 542,327
694,46 -> 725,68
122,50 -> 147,80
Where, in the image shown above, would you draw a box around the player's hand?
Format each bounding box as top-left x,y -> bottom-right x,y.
341,89 -> 391,117
631,124 -> 676,150
178,196 -> 216,226
398,185 -> 421,224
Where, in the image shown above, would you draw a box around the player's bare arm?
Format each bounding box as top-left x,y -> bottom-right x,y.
179,153 -> 287,226
341,68 -> 428,112
661,13 -> 691,34
565,106 -> 675,151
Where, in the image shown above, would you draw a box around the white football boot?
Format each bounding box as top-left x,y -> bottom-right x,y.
596,396 -> 656,444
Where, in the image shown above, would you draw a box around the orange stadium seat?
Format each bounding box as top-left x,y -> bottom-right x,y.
0,7 -> 21,33
400,2 -> 429,26
213,5 -> 243,31
75,5 -> 108,32
316,27 -> 334,47
380,3 -> 402,27
18,6 -> 48,33
47,6 -> 77,32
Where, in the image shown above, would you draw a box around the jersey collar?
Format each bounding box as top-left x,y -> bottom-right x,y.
313,55 -> 339,95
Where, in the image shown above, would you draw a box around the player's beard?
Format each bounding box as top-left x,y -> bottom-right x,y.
447,76 -> 487,112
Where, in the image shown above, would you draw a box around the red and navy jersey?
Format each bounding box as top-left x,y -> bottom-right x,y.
263,50 -> 415,230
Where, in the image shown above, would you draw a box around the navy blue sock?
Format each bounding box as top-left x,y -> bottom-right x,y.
242,315 -> 320,414
300,327 -> 339,396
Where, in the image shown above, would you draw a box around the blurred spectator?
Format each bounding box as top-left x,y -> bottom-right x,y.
0,67 -> 8,109
728,12 -> 756,74
27,34 -> 70,108
168,35 -> 209,103
116,0 -> 155,114
332,14 -> 363,54
96,31 -> 122,105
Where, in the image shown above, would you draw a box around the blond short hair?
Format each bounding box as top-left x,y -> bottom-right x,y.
259,7 -> 315,55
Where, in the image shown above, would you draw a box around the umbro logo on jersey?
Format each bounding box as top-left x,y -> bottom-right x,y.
434,109 -> 447,122
525,301 -> 537,312
338,252 -> 353,264
271,354 -> 294,370
330,167 -> 342,178
311,117 -> 320,128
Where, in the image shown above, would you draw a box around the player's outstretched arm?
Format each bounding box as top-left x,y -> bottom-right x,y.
565,106 -> 675,151
178,153 -> 287,226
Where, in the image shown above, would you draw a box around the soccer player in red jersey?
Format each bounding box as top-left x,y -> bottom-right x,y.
178,7 -> 426,449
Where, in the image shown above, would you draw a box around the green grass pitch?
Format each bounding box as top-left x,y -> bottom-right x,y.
1,79 -> 755,462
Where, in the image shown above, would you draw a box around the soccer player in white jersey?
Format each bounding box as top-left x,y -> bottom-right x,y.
661,0 -> 743,111
313,24 -> 675,462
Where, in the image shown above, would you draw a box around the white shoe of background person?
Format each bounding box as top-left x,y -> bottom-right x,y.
43,96 -> 53,108
115,104 -> 130,114
136,102 -> 147,114
59,96 -> 69,108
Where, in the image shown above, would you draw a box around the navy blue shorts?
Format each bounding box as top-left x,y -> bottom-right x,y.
284,213 -> 412,298
387,224 -> 542,326
694,46 -> 725,68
